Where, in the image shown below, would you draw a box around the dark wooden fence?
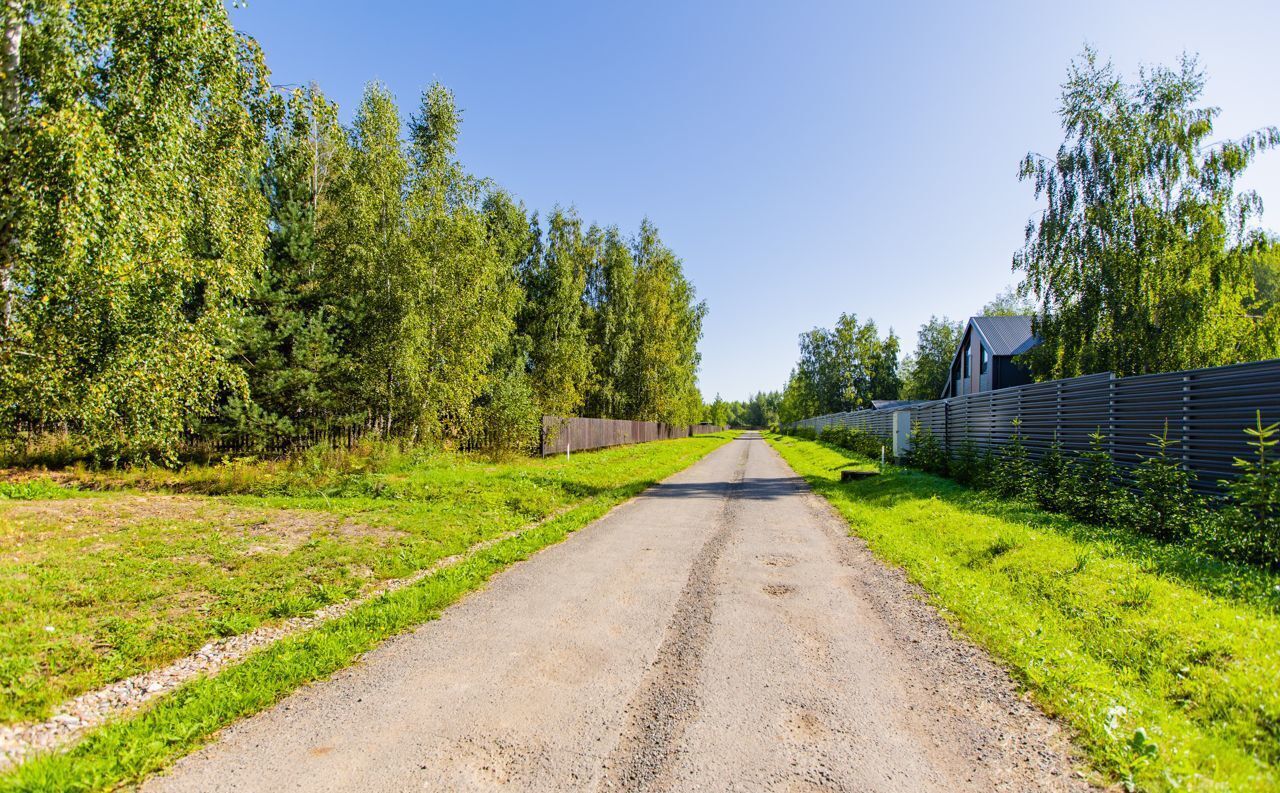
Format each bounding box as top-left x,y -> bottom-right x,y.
8,415 -> 726,462
786,358 -> 1280,496
180,423 -> 377,458
539,416 -> 725,456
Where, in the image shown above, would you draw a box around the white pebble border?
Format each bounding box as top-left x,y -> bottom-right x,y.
0,505 -> 577,771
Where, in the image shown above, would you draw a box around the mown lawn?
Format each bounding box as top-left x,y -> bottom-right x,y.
0,434 -> 734,726
767,433 -> 1280,792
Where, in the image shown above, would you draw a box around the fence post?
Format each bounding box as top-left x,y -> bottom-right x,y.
1181,374 -> 1192,468
943,399 -> 950,454
1107,372 -> 1117,464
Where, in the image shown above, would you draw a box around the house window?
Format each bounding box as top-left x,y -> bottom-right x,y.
962,343 -> 970,377
980,345 -> 989,374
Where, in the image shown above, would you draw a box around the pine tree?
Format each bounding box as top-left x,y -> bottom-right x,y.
222,85 -> 353,441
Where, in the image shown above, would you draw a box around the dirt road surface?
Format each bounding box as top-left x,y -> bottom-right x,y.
145,432 -> 1089,792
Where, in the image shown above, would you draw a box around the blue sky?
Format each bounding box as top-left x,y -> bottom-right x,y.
231,0 -> 1280,402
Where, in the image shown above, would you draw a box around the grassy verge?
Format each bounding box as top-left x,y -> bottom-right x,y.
1,490 -> 645,792
0,434 -> 734,725
767,433 -> 1280,792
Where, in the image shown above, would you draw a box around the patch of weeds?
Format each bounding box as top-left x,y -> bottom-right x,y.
1065,551 -> 1092,576
965,535 -> 1018,569
0,478 -> 79,500
1115,577 -> 1153,610
209,614 -> 256,638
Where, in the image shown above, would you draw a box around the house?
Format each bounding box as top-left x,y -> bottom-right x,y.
941,316 -> 1038,398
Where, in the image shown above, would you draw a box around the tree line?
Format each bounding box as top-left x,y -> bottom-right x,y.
0,1 -> 707,462
778,48 -> 1280,425
704,391 -> 782,428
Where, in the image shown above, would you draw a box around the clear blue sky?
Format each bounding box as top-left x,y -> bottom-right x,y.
230,0 -> 1280,402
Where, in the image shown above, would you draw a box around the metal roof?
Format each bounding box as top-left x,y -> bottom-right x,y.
870,399 -> 923,411
969,315 -> 1037,356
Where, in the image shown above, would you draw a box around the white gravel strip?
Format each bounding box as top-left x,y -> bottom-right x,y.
0,507 -> 575,771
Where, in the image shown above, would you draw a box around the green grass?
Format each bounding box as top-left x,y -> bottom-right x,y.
0,478 -> 80,501
767,433 -> 1280,792
0,490 -> 648,792
0,434 -> 734,726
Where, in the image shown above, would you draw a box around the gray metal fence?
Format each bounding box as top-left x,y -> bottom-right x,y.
787,358 -> 1280,495
540,416 -> 725,456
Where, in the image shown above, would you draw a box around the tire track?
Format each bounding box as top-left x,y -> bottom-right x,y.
598,440 -> 749,792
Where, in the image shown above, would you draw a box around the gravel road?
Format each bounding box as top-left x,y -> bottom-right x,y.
145,432 -> 1090,792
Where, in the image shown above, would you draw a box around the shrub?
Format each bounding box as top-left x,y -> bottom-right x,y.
1035,437 -> 1075,513
949,440 -> 993,488
855,428 -> 888,459
990,418 -> 1034,499
907,423 -> 948,475
1212,412 -> 1280,568
1132,423 -> 1202,543
474,369 -> 541,452
0,430 -> 89,469
1066,429 -> 1131,526
820,425 -> 884,459
790,426 -> 817,441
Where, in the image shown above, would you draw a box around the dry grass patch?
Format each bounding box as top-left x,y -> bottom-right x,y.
3,495 -> 392,555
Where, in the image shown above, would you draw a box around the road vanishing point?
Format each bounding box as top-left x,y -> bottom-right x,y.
145,432 -> 1089,792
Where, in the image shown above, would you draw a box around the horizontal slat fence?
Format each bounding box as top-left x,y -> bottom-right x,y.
540,416 -> 725,456
787,358 -> 1280,496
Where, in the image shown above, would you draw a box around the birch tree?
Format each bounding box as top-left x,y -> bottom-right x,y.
522,208 -> 592,416
0,0 -> 271,461
1016,48 -> 1280,378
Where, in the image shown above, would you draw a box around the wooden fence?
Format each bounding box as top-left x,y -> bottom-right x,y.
539,416 -> 725,456
8,415 -> 726,462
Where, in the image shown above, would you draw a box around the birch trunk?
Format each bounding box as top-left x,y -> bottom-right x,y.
0,0 -> 21,333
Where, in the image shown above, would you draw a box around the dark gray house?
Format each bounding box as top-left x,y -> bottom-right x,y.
941,316 -> 1038,398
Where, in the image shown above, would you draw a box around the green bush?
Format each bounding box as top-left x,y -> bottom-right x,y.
820,425 -> 887,460
1034,437 -> 1076,513
1132,423 -> 1203,543
818,425 -> 843,447
1212,412 -> 1280,569
0,478 -> 79,500
1065,429 -> 1132,526
907,423 -> 948,475
789,426 -> 817,441
989,419 -> 1034,499
0,431 -> 89,469
949,440 -> 993,488
474,369 -> 541,452
892,411 -> 1280,570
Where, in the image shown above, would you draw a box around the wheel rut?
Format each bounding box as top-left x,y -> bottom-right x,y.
598,440 -> 749,792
